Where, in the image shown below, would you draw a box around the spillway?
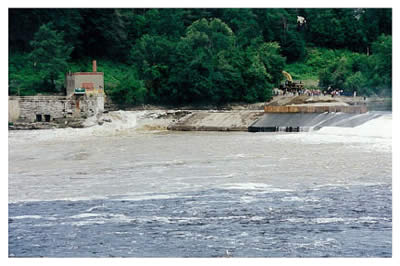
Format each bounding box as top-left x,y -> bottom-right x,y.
248,112 -> 384,132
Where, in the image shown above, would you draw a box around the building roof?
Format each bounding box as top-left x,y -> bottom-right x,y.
70,72 -> 104,76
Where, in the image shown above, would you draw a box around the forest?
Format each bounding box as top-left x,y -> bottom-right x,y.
8,8 -> 392,105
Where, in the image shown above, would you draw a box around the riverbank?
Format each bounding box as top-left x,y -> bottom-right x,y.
8,95 -> 391,131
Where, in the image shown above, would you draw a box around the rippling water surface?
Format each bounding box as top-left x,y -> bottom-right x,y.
8,111 -> 392,257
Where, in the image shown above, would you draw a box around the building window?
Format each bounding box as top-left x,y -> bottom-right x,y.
44,114 -> 51,122
36,114 -> 42,122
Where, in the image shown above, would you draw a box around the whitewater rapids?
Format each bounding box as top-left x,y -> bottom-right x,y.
8,110 -> 392,257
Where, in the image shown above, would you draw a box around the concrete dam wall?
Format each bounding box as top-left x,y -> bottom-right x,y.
167,110 -> 383,132
248,112 -> 383,132
167,111 -> 263,131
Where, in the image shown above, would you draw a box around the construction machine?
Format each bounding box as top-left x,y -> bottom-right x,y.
280,71 -> 304,92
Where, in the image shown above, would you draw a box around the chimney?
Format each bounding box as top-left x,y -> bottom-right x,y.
92,60 -> 97,72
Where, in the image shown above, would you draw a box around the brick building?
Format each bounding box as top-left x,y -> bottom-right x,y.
9,60 -> 105,126
65,60 -> 104,96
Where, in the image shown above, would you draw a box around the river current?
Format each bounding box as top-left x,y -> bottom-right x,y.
8,111 -> 392,257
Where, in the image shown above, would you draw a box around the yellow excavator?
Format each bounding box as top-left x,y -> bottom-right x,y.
280,71 -> 304,92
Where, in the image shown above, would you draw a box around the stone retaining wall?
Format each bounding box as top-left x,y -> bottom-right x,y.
8,95 -> 104,124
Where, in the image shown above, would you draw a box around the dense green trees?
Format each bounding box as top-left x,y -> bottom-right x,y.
173,18 -> 237,103
302,8 -> 391,53
131,34 -> 176,102
29,23 -> 73,92
9,23 -> 73,95
131,18 -> 285,104
369,34 -> 392,94
318,34 -> 392,96
8,8 -> 392,103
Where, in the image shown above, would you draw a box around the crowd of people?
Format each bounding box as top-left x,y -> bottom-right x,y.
273,88 -> 322,96
273,86 -> 345,97
323,86 -> 344,97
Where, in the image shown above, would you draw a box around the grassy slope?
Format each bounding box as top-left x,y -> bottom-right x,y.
284,47 -> 364,88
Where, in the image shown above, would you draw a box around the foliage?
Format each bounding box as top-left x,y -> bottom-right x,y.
172,19 -> 285,103
94,60 -> 146,105
368,34 -> 392,95
131,34 -> 177,103
29,23 -> 73,92
284,62 -> 315,80
280,30 -> 306,62
9,53 -> 43,95
344,71 -> 369,95
9,23 -> 73,95
173,18 -> 237,103
317,34 -> 391,96
220,8 -> 262,47
8,8 -> 392,101
106,74 -> 147,105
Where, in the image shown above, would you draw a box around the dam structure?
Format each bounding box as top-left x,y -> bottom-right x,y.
248,112 -> 382,132
248,105 -> 378,132
167,102 -> 381,133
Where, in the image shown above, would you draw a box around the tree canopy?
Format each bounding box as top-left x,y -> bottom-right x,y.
29,23 -> 73,92
9,8 -> 392,102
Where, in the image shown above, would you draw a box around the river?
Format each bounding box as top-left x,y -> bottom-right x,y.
8,111 -> 392,257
